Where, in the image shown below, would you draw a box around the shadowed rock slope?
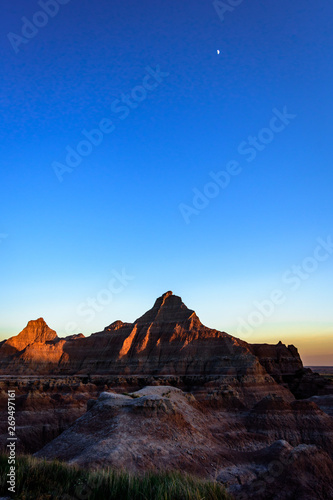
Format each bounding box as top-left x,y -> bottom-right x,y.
36,385 -> 333,500
2,292 -> 333,499
0,292 -> 305,382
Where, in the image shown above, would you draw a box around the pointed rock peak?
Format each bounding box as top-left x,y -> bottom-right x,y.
135,292 -> 199,325
5,318 -> 58,351
104,320 -> 130,332
155,291 -> 181,307
27,318 -> 48,328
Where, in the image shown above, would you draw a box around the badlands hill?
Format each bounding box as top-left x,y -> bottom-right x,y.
0,291 -> 304,381
1,291 -> 333,499
36,385 -> 333,500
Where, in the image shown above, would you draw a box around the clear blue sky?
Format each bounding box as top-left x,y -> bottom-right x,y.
1,1 -> 332,364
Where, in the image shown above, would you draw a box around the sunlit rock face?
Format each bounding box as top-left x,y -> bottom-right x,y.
0,318 -> 65,369
1,292 -> 333,499
0,292 -> 274,378
2,318 -> 58,352
0,291 -> 320,398
89,290 -> 265,377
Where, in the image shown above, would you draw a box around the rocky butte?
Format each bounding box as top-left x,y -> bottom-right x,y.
0,292 -> 305,380
1,291 -> 333,499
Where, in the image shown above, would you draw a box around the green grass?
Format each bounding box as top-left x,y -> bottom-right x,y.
0,454 -> 232,500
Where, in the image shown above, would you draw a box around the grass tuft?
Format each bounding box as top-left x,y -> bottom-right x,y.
0,454 -> 232,500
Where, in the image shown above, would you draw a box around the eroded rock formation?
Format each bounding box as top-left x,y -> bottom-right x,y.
0,292 -> 307,382
35,386 -> 333,500
1,291 -> 333,499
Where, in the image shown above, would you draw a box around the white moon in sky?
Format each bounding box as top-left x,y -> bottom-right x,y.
217,50 -> 220,55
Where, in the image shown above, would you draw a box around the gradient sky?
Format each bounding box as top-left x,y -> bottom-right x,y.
1,0 -> 332,365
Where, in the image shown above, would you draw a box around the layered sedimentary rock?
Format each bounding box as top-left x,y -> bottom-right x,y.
0,292 -> 302,381
1,292 -> 332,409
0,318 -> 58,358
36,386 -> 232,473
288,367 -> 333,399
249,342 -> 303,381
245,395 -> 333,455
247,342 -> 333,398
36,386 -> 333,500
2,291 -> 333,499
0,376 -> 100,453
63,291 -> 266,377
217,440 -> 333,500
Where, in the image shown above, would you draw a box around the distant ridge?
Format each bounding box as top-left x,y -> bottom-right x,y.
0,291 -> 303,386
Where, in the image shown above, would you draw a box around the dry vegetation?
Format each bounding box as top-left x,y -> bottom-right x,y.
0,454 -> 232,500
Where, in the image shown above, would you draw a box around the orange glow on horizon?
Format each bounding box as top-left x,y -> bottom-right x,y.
237,322 -> 333,366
